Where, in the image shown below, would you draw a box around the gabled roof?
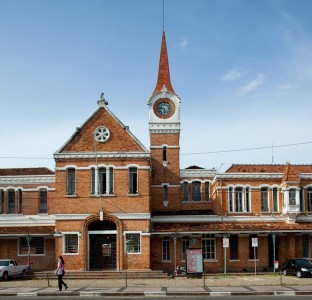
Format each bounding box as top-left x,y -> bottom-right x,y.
281,163 -> 301,183
185,165 -> 204,170
0,168 -> 55,176
153,31 -> 175,95
226,164 -> 312,173
55,102 -> 149,155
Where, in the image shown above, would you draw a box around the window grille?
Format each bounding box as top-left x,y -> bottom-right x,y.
65,234 -> 78,253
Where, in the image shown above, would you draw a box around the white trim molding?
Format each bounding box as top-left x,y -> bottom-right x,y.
54,151 -> 150,160
0,215 -> 55,226
0,175 -> 55,185
151,215 -> 287,223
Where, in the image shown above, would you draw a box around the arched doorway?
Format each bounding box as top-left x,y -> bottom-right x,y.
88,220 -> 117,270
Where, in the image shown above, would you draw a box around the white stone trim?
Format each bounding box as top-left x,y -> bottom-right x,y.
151,185 -> 181,188
150,145 -> 180,149
55,214 -> 91,220
151,215 -> 287,223
216,173 -> 284,179
0,175 -> 55,185
181,169 -> 216,178
112,213 -> 150,220
54,213 -> 150,220
54,152 -> 150,160
55,165 -> 150,171
149,128 -> 180,134
0,215 -> 55,226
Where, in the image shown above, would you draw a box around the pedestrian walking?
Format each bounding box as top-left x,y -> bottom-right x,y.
55,255 -> 68,291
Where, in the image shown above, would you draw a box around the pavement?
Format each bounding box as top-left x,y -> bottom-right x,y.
1,274 -> 312,297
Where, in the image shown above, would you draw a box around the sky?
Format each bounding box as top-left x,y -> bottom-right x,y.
0,0 -> 312,172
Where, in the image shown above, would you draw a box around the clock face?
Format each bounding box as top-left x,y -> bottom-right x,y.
157,102 -> 171,116
153,98 -> 175,119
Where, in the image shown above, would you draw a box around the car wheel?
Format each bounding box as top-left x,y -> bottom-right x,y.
296,271 -> 302,278
21,269 -> 26,278
2,272 -> 8,281
283,270 -> 287,276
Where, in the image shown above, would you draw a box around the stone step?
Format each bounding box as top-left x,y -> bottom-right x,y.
30,270 -> 167,279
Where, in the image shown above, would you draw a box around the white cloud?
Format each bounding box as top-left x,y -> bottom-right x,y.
178,38 -> 188,49
221,68 -> 247,81
278,83 -> 296,90
240,74 -> 265,95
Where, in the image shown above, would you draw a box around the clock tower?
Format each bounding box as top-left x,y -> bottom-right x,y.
148,31 -> 181,210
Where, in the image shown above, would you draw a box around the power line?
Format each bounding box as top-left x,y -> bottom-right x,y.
0,141 -> 311,160
180,141 -> 312,156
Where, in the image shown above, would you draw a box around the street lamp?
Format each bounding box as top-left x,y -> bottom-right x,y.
25,234 -> 32,273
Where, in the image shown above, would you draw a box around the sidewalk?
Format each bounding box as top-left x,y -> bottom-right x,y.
1,274 -> 312,296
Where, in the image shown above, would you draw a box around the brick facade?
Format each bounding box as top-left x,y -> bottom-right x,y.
1,31 -> 312,274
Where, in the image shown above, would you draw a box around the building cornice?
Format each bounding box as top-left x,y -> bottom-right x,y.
0,215 -> 55,227
181,169 -> 216,178
151,215 -> 288,223
55,213 -> 150,220
54,152 -> 150,160
0,175 -> 55,185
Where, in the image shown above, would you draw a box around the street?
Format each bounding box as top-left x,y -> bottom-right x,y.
1,296 -> 312,300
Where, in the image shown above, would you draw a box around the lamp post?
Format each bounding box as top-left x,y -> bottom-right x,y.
272,233 -> 277,272
25,234 -> 32,273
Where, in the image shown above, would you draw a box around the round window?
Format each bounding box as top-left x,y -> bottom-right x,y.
94,126 -> 110,142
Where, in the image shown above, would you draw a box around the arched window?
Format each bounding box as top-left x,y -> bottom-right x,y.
39,189 -> 48,213
192,181 -> 201,201
162,146 -> 167,162
261,187 -> 269,212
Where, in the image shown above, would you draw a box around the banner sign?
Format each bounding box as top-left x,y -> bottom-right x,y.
186,248 -> 203,274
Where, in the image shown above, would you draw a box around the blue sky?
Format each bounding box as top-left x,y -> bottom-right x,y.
0,0 -> 312,172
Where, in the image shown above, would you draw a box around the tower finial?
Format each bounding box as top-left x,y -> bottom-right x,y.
162,0 -> 165,33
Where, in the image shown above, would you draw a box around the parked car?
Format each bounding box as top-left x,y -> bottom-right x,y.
0,259 -> 27,281
282,259 -> 312,278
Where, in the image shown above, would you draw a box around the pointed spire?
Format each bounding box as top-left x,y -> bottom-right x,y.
153,31 -> 175,95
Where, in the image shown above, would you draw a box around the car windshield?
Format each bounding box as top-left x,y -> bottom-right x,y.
294,259 -> 312,266
0,261 -> 9,267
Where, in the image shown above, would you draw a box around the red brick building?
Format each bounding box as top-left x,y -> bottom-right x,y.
1,30 -> 312,273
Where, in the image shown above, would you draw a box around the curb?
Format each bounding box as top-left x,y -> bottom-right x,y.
29,290 -> 312,297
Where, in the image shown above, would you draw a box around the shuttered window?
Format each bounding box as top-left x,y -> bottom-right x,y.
64,234 -> 78,253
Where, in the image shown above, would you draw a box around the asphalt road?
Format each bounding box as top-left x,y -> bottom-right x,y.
1,296 -> 312,300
